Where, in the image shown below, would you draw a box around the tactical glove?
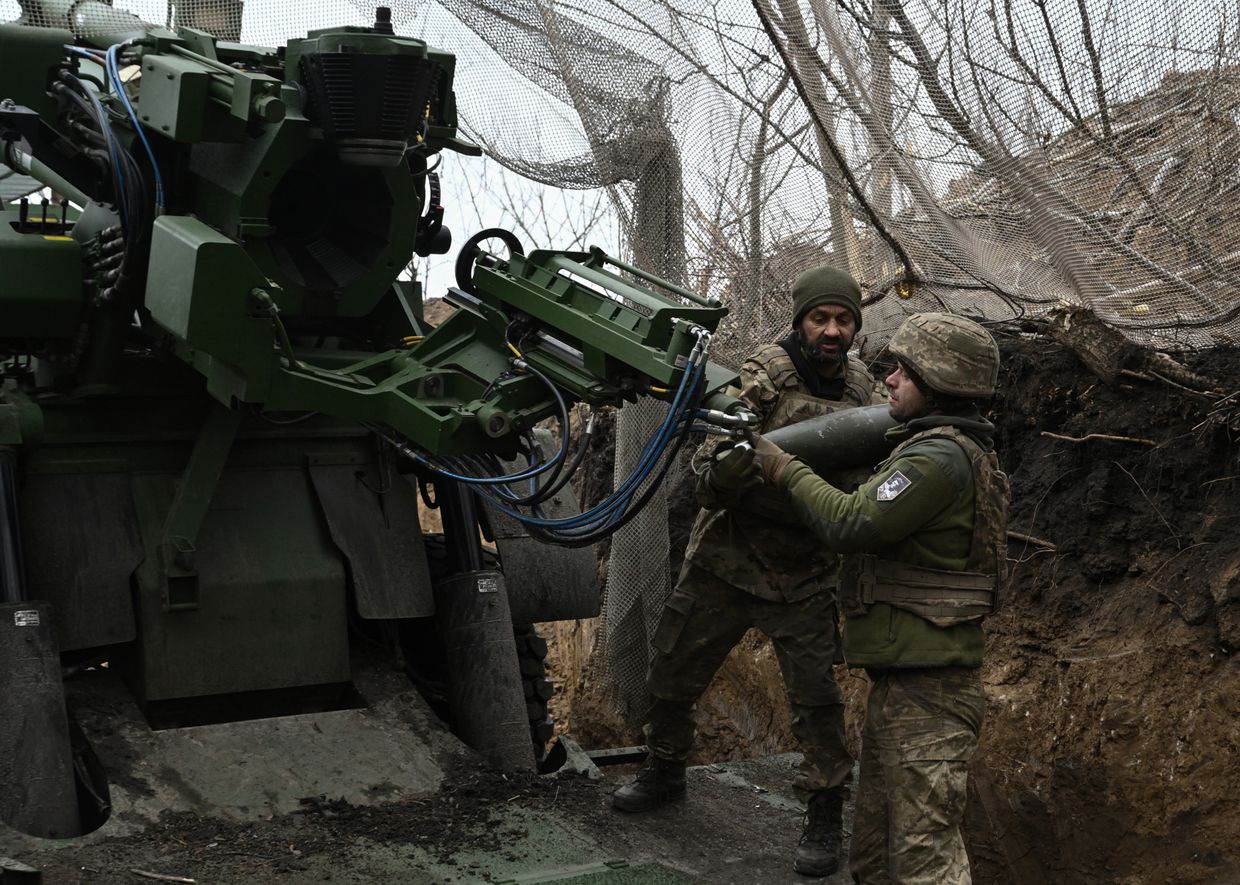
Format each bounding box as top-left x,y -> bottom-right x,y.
747,431 -> 796,487
708,443 -> 762,494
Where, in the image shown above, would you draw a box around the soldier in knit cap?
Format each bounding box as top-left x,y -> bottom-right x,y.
612,266 -> 884,878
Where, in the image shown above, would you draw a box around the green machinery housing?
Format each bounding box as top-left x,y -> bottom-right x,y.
0,2 -> 747,840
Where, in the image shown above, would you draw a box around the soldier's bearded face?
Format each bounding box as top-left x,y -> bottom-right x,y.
797,304 -> 857,367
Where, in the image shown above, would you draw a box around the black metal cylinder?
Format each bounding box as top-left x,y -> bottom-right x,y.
434,571 -> 534,772
0,450 -> 24,605
440,482 -> 484,573
0,601 -> 80,838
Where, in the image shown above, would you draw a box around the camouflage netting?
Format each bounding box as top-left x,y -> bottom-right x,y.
10,0 -> 1240,720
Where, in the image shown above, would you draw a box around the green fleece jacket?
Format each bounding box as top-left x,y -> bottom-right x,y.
777,409 -> 996,669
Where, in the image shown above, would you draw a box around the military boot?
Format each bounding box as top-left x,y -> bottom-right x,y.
611,756 -> 686,813
793,786 -> 845,877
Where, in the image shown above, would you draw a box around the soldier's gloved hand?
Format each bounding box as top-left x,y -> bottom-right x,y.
707,443 -> 761,494
747,431 -> 796,487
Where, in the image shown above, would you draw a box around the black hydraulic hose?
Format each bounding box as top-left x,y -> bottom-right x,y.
478,357 -> 572,508
447,454 -> 503,486
521,355 -> 708,542
524,408 -> 696,548
525,415 -> 595,504
490,351 -> 596,507
118,146 -> 146,232
74,71 -> 107,91
0,450 -> 26,604
58,74 -> 128,222
482,414 -> 594,511
506,334 -> 572,503
55,79 -> 105,123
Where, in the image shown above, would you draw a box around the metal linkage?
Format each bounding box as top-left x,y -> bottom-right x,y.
384,327 -> 715,547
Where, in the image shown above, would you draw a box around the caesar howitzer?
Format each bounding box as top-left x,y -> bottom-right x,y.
0,6 -> 748,843
0,14 -> 740,450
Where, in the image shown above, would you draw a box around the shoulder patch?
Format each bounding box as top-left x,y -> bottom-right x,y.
875,470 -> 912,502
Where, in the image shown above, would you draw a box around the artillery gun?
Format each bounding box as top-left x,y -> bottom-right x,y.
0,2 -> 748,844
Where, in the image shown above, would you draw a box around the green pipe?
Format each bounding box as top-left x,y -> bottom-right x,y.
3,142 -> 93,208
590,247 -> 720,307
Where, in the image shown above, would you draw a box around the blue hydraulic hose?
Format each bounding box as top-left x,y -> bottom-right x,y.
106,43 -> 165,212
548,356 -> 702,526
396,442 -> 565,485
491,398 -> 700,542
66,46 -> 130,225
476,354 -> 705,534
485,357 -> 699,525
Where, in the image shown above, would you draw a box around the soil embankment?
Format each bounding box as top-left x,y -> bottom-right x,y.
967,337 -> 1240,884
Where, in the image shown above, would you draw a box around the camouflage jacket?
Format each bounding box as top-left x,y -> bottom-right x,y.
779,409 -> 1010,668
683,343 -> 882,602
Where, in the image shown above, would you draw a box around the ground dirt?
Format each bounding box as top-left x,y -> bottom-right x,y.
553,331 -> 1240,884
963,334 -> 1240,884
10,754 -> 850,884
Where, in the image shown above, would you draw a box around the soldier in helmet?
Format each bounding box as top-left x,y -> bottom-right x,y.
747,312 -> 1010,884
611,266 -> 885,878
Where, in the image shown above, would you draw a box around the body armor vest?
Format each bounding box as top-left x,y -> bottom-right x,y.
685,346 -> 876,602
756,345 -> 877,433
840,425 -> 1010,626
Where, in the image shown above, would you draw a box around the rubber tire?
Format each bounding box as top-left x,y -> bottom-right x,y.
418,533 -> 555,762
514,623 -> 555,763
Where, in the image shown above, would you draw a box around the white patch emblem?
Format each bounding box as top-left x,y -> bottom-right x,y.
876,471 -> 912,502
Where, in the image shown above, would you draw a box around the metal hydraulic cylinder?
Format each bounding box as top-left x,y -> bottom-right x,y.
0,600 -> 79,838
434,570 -> 535,772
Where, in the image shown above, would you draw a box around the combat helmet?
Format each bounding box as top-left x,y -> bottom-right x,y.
888,312 -> 999,398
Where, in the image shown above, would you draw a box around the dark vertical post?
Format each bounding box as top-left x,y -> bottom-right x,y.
0,451 -> 23,604
0,450 -> 79,837
434,481 -> 533,770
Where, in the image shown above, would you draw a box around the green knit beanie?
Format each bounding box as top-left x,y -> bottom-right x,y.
790,266 -> 863,330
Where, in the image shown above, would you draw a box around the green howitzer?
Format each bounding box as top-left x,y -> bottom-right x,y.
0,9 -> 741,449
0,4 -> 751,846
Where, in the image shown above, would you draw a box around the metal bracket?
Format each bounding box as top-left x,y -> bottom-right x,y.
158,402 -> 241,611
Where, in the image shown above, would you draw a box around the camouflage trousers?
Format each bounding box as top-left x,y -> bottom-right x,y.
643,564 -> 852,800
849,667 -> 985,885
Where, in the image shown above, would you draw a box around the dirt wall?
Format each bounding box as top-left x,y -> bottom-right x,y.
965,338 -> 1240,884
548,333 -> 1240,884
